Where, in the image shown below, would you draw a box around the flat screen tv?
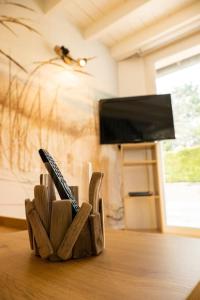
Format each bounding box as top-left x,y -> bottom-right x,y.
99,94 -> 175,144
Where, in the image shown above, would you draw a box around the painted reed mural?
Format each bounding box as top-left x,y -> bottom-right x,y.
0,1 -> 122,224
0,61 -> 103,217
0,66 -> 98,171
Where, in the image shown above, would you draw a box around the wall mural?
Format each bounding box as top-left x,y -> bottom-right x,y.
0,62 -> 103,218
0,67 -> 98,170
0,62 -> 122,226
0,1 -> 122,225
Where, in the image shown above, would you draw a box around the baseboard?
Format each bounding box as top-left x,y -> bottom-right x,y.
0,216 -> 27,230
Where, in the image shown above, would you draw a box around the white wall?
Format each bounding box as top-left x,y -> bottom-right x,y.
118,57 -> 146,96
0,0 -> 118,95
118,31 -> 200,228
118,32 -> 200,96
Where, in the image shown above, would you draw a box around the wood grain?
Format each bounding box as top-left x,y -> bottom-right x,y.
89,172 -> 104,213
89,213 -> 103,255
34,185 -> 50,233
25,200 -> 53,259
0,216 -> 27,230
40,174 -> 49,186
69,186 -> 79,205
47,175 -> 56,211
99,198 -> 105,248
57,203 -> 92,260
0,230 -> 200,299
40,174 -> 56,215
124,195 -> 157,229
24,199 -> 33,250
49,200 -> 72,261
186,281 -> 200,299
121,142 -> 163,231
0,226 -> 21,233
72,220 -> 92,258
33,237 -> 40,256
32,199 -> 40,256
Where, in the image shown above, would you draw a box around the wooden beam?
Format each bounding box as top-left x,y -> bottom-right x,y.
34,0 -> 61,13
111,1 -> 200,60
84,0 -> 148,40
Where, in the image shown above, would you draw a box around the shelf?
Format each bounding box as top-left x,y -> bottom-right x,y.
122,142 -> 156,150
123,160 -> 157,166
124,228 -> 159,233
121,142 -> 162,231
125,195 -> 159,200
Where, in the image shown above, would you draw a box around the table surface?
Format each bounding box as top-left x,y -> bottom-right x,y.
0,229 -> 200,300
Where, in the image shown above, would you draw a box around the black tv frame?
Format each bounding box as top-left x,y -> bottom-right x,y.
99,94 -> 175,145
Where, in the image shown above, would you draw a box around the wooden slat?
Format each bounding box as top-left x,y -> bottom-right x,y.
72,220 -> 92,259
32,199 -> 40,256
34,185 -> 50,233
25,200 -> 53,259
124,195 -> 160,200
84,0 -> 147,39
40,174 -> 49,186
49,200 -> 72,261
33,237 -> 40,256
111,2 -> 200,60
57,203 -> 92,260
89,172 -> 104,213
122,142 -> 156,149
99,198 -> 105,248
89,212 -> 103,255
75,0 -> 101,23
40,174 -> 56,216
47,175 -> 56,208
70,186 -> 79,205
123,160 -> 157,166
24,199 -> 34,250
65,1 -> 92,27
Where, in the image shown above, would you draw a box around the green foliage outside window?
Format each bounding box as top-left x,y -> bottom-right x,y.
163,82 -> 200,182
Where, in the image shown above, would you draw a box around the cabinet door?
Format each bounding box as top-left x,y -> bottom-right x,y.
124,196 -> 157,229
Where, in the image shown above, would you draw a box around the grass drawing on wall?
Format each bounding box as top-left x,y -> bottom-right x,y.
0,61 -> 98,174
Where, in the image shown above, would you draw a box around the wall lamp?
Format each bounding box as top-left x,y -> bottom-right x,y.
54,45 -> 94,68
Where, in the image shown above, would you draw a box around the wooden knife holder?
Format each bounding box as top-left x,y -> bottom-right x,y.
25,173 -> 104,261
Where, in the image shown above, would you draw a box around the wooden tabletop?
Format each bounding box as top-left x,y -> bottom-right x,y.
0,229 -> 200,300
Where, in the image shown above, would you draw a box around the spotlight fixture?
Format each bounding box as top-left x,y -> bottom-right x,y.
33,46 -> 95,76
54,45 -> 95,68
77,58 -> 87,67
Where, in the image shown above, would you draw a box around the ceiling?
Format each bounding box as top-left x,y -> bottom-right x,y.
36,0 -> 200,61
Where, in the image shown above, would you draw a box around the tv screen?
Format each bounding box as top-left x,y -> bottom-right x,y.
99,94 -> 175,144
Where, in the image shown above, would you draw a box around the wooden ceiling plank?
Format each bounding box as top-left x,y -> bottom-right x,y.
89,0 -> 124,15
34,0 -> 61,13
74,0 -> 102,23
84,0 -> 149,39
100,33 -> 118,47
66,1 -> 93,28
89,0 -> 108,14
110,1 -> 200,60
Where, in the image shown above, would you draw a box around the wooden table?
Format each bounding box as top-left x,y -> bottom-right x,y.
0,230 -> 200,300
